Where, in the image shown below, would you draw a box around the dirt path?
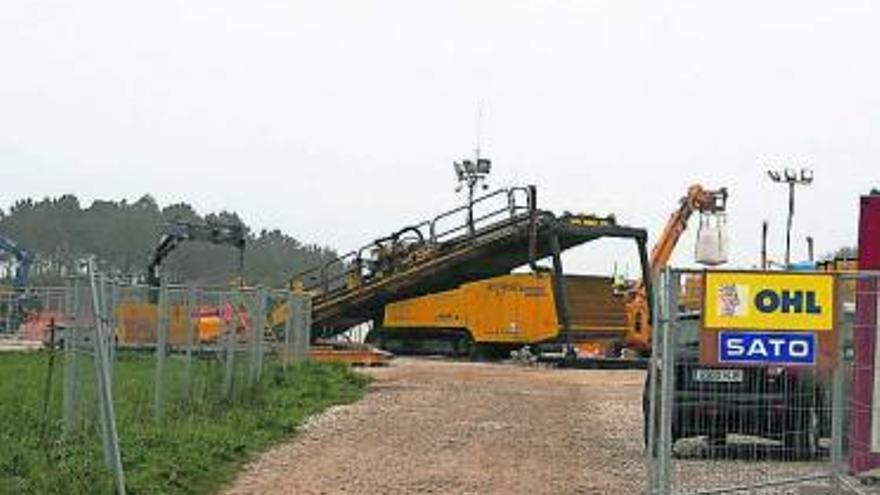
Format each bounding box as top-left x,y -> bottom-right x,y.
223,358 -> 647,495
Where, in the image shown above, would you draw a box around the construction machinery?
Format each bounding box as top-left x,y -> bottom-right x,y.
118,220 -> 392,366
375,184 -> 728,359
146,220 -> 246,303
264,185 -> 653,359
378,269 -> 639,358
622,184 -> 728,353
0,234 -> 35,331
114,300 -> 236,346
112,220 -> 247,345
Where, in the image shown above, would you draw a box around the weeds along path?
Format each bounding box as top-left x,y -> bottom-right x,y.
223,358 -> 647,495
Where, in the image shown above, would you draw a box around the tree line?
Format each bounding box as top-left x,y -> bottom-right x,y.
0,194 -> 336,288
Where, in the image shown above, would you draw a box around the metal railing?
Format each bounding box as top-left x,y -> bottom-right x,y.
289,186 -> 535,296
428,186 -> 532,242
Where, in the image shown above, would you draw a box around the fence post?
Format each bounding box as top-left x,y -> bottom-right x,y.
89,264 -> 126,495
6,292 -> 11,333
109,279 -> 119,366
242,287 -> 266,390
94,273 -> 113,468
222,293 -> 235,402
283,291 -> 294,372
830,275 -> 846,490
183,284 -> 196,403
656,268 -> 676,495
154,280 -> 168,420
302,296 -> 312,360
99,274 -> 115,372
5,292 -> 11,333
63,277 -> 78,434
646,271 -> 662,494
292,294 -> 312,362
244,289 -> 258,391
254,287 -> 267,384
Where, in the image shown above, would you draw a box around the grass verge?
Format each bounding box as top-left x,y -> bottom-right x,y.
0,351 -> 368,494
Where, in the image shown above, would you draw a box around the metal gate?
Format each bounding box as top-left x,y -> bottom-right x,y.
646,268 -> 862,494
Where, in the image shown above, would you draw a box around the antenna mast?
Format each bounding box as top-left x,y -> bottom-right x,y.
474,100 -> 484,164
453,101 -> 492,234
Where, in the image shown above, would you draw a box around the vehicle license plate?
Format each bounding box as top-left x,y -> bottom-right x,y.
692,368 -> 744,383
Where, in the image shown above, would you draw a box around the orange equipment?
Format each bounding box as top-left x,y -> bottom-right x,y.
309,340 -> 393,366
115,302 -> 241,345
113,300 -> 393,366
623,185 -> 728,352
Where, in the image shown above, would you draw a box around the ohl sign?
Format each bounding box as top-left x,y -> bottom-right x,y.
704,272 -> 835,331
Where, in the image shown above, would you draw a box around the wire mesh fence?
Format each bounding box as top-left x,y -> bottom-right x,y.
646,269 -> 859,495
0,283 -> 68,338
1,262 -> 312,494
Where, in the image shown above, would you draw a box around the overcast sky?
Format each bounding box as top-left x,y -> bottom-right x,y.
1,0 -> 878,275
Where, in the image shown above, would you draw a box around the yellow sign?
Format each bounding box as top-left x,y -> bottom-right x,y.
703,272 -> 835,331
566,215 -> 615,227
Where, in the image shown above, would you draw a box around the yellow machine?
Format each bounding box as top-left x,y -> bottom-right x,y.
380,273 -> 629,356
377,185 -> 728,358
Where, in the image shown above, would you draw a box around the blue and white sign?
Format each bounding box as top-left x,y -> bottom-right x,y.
718,331 -> 816,365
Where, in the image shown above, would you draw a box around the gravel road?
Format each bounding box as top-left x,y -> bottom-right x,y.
224,358 -> 648,495
223,358 -> 846,495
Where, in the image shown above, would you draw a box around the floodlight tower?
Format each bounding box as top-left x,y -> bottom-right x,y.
453,151 -> 492,234
767,167 -> 814,267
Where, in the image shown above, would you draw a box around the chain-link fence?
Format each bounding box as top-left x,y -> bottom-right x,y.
0,283 -> 68,337
646,269 -> 859,494
1,262 -> 312,494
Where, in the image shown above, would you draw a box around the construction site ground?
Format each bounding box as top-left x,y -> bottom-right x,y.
223,358 -> 841,495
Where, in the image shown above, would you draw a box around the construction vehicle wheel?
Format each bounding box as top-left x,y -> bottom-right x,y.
454,333 -> 474,358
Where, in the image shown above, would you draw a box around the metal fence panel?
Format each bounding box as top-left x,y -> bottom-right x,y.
89,267 -> 126,494
648,269 -> 855,494
2,270 -> 315,494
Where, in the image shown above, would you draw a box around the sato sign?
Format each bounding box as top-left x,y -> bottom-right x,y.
704,272 -> 835,331
719,331 -> 816,365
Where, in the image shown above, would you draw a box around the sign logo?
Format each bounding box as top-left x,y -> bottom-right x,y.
704,272 -> 834,331
754,289 -> 823,314
717,283 -> 748,317
719,331 -> 816,365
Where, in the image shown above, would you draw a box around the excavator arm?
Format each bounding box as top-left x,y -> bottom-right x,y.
147,221 -> 246,302
0,235 -> 35,330
0,235 -> 34,291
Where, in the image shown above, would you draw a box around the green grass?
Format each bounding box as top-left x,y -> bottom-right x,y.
0,351 -> 368,494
